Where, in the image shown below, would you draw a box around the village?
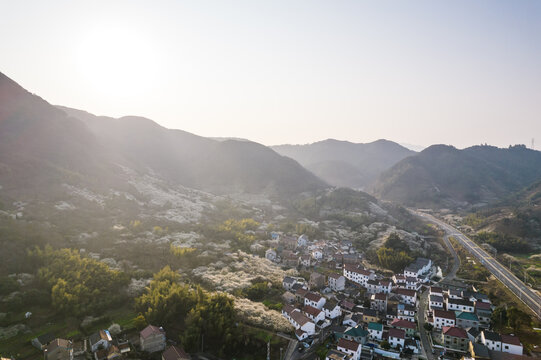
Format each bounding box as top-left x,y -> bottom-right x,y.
268,233 -> 527,360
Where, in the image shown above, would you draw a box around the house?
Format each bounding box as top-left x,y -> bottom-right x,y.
455,311 -> 479,329
44,339 -> 73,360
32,333 -> 56,350
501,334 -> 523,355
432,309 -> 456,329
394,288 -> 417,306
368,322 -> 383,340
309,272 -> 326,289
467,341 -> 491,359
325,349 -> 352,360
312,249 -> 323,260
392,274 -> 406,287
162,345 -> 191,360
430,286 -> 444,297
442,326 -> 469,352
340,299 -> 356,313
295,288 -> 309,303
115,339 -> 131,355
140,325 -> 166,353
481,331 -> 501,352
89,330 -> 112,352
475,301 -> 492,327
390,318 -> 416,336
304,305 -> 325,323
429,295 -> 444,310
343,326 -> 368,345
265,248 -> 276,262
299,255 -> 311,267
365,279 -> 381,294
289,309 -> 316,339
304,292 -> 326,309
404,258 -> 432,278
447,289 -> 463,299
283,276 -> 297,290
397,303 -> 416,322
323,300 -> 342,319
388,328 -> 406,349
466,327 -> 482,343
370,293 -> 387,312
343,264 -> 373,287
342,313 -> 362,327
337,338 -> 362,360
379,279 -> 392,294
328,273 -> 346,291
283,254 -> 299,267
298,234 -> 309,247
362,308 -> 379,323
447,298 -> 474,313
404,276 -> 418,290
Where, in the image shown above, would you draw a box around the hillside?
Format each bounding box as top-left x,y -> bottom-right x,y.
272,139 -> 415,188
0,71 -> 326,204
372,144 -> 541,209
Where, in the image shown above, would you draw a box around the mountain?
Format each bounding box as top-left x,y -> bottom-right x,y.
0,72 -> 326,202
272,139 -> 415,188
372,144 -> 541,208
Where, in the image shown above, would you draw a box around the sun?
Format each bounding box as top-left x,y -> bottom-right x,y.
76,23 -> 161,98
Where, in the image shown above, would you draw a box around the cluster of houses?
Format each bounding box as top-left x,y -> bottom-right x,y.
265,233 -> 362,269
31,325 -> 191,360
280,255 -> 437,359
425,286 -> 524,357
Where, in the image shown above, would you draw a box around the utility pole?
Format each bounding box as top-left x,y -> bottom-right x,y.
267,340 -> 271,360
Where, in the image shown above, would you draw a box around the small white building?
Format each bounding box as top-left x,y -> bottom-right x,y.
368,322 -> 383,340
432,310 -> 456,330
303,305 -> 325,323
501,334 -> 523,355
312,249 -> 323,260
304,292 -> 326,309
323,301 -> 342,319
388,328 -> 406,349
337,338 -> 362,360
328,273 -> 346,291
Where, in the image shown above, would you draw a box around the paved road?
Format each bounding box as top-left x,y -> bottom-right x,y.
417,234 -> 460,360
412,210 -> 541,319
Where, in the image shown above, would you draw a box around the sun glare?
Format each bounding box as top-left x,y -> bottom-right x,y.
76,23 -> 160,98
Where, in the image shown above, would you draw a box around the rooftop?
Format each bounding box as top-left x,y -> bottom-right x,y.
442,326 -> 468,339
338,338 -> 361,352
388,328 -> 405,339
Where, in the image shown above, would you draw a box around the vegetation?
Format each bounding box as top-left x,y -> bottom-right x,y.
474,232 -> 531,253
374,233 -> 414,272
29,246 -> 129,316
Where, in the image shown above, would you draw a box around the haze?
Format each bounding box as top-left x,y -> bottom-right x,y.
1,0 -> 540,148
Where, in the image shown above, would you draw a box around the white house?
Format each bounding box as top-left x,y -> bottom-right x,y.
501,334 -> 523,355
394,288 -> 417,306
379,279 -> 392,294
481,331 -> 501,352
282,276 -> 297,291
299,255 -> 311,267
286,308 -> 316,339
312,249 -> 323,260
265,248 -> 277,262
337,338 -> 362,360
328,273 -> 346,291
370,293 -> 387,312
404,257 -> 432,278
429,295 -> 444,310
304,305 -> 325,323
446,298 -> 474,313
323,301 -> 342,319
304,292 -> 326,309
365,279 -> 381,294
388,328 -> 406,349
343,264 -> 373,286
367,322 -> 383,340
397,303 -> 416,322
430,286 -> 444,297
432,310 -> 456,330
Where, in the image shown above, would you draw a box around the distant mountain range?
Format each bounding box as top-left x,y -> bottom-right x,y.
372,144 -> 541,209
0,72 -> 325,202
272,139 -> 415,189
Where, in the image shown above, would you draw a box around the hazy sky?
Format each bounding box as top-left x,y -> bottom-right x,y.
2,0 -> 540,148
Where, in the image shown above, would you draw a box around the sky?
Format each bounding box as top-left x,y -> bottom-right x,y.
1,0 -> 540,149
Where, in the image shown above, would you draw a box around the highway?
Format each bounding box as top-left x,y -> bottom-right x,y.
412,210 -> 541,319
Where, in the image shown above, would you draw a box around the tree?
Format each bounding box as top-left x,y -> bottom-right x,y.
380,340 -> 391,350
423,323 -> 434,331
133,313 -> 147,330
507,307 -> 531,332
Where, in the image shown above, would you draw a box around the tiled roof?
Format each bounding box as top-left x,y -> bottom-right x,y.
338,338 -> 361,352
390,318 -> 416,329
368,322 -> 383,331
374,293 -> 387,300
388,328 -> 405,339
442,326 -> 468,339
305,292 -> 322,302
501,334 -> 521,346
483,331 -> 501,342
162,346 -> 191,360
475,301 -> 492,310
430,295 -> 443,303
290,309 -> 312,326
140,325 -> 164,339
455,311 -> 479,321
395,288 -> 416,297
434,309 -> 456,320
304,305 -> 322,317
